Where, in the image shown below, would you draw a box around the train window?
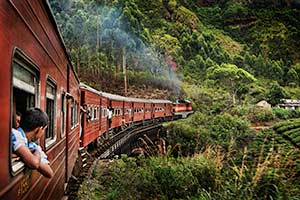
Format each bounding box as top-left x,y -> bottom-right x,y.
93,106 -> 96,120
90,106 -> 93,120
11,52 -> 39,174
71,100 -> 79,127
75,101 -> 79,124
71,101 -> 74,126
86,105 -> 91,123
45,79 -> 56,148
93,106 -> 98,120
60,92 -> 67,138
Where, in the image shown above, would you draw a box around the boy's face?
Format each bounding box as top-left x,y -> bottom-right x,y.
16,115 -> 21,128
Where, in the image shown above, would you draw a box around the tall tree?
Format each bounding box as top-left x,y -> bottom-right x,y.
207,63 -> 256,105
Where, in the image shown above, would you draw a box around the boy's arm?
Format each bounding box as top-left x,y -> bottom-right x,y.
15,146 -> 41,169
15,146 -> 53,178
37,163 -> 54,178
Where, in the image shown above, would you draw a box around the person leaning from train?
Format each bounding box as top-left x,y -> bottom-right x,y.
11,111 -> 22,159
79,104 -> 89,139
11,108 -> 53,178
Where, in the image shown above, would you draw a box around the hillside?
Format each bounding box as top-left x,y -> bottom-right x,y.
49,0 -> 300,104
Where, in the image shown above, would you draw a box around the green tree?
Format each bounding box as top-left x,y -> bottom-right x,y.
267,82 -> 288,106
286,68 -> 299,86
207,63 -> 256,105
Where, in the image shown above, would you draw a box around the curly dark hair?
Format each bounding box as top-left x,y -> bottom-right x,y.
19,108 -> 49,132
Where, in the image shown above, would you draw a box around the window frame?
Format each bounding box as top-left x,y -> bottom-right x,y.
10,49 -> 40,175
45,76 -> 57,149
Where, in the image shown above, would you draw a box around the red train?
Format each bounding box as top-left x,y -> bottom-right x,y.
0,1 -> 192,200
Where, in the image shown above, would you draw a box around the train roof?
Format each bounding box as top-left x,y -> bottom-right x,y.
149,99 -> 173,104
79,83 -> 101,94
123,97 -> 151,103
100,92 -> 126,101
79,83 -> 172,104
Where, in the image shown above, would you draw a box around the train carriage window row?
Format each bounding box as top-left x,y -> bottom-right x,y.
134,108 -> 144,113
113,108 -> 122,116
11,50 -> 40,174
155,107 -> 165,112
86,105 -> 100,122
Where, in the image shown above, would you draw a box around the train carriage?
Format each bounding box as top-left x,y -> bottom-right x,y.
132,98 -> 147,123
0,0 -> 80,199
151,99 -> 173,120
79,83 -> 101,147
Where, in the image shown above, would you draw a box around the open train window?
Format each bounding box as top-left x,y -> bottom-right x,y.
45,79 -> 56,148
11,51 -> 39,174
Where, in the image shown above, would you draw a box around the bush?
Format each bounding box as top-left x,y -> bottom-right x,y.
87,155 -> 221,200
272,107 -> 292,119
247,107 -> 275,122
165,111 -> 212,156
209,113 -> 254,149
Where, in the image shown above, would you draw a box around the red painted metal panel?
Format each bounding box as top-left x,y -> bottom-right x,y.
0,0 -> 78,199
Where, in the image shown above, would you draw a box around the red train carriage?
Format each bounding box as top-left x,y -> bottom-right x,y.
79,83 -> 101,147
0,1 -> 80,199
151,99 -> 173,120
132,98 -> 147,123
